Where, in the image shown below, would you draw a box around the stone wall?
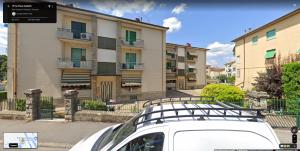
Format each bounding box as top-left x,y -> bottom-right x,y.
0,111 -> 25,120
74,110 -> 136,123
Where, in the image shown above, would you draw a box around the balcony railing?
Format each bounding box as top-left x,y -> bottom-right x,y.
166,54 -> 176,60
120,39 -> 144,48
57,58 -> 92,69
56,28 -> 93,41
120,63 -> 144,70
166,67 -> 176,73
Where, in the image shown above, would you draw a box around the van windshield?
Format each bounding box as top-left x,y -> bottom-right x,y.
98,114 -> 140,150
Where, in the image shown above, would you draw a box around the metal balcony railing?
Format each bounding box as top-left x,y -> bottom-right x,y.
56,28 -> 93,41
120,39 -> 144,48
120,63 -> 144,70
57,58 -> 92,69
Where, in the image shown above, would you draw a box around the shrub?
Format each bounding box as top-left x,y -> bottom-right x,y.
201,84 -> 245,103
82,100 -> 107,111
0,91 -> 7,100
15,99 -> 26,111
282,62 -> 300,114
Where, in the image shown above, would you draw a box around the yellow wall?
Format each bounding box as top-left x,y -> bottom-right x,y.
234,11 -> 300,90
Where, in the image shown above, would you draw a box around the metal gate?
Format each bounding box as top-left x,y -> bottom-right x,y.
99,81 -> 113,102
39,96 -> 54,120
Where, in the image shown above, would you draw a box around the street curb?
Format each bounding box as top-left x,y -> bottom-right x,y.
0,140 -> 73,149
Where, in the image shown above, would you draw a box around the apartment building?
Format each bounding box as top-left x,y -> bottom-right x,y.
206,65 -> 225,79
7,4 -> 167,101
232,8 -> 300,90
224,61 -> 236,77
166,43 -> 207,90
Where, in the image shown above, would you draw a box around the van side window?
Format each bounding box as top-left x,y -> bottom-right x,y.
117,132 -> 164,151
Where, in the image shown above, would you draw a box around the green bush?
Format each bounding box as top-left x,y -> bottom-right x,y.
201,84 -> 245,103
82,100 -> 107,111
282,62 -> 300,114
0,91 -> 7,100
15,99 -> 26,111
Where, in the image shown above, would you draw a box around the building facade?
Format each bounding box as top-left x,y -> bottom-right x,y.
7,4 -> 167,101
206,65 -> 225,80
224,61 -> 236,77
232,8 -> 300,90
166,43 -> 207,90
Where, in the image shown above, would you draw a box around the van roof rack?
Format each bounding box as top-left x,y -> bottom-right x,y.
134,97 -> 264,129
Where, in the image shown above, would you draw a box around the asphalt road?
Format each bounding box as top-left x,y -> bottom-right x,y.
0,119 -> 299,151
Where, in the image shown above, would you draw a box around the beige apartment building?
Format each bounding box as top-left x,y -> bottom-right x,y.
166,43 -> 207,90
232,8 -> 300,90
206,65 -> 225,80
7,4 -> 167,101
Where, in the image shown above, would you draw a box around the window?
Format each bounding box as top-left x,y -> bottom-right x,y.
125,53 -> 136,69
237,69 -> 240,78
97,62 -> 116,75
71,48 -> 86,67
266,29 -> 276,40
236,56 -> 240,64
252,36 -> 258,45
71,21 -> 86,39
188,68 -> 194,73
125,30 -> 137,45
177,69 -> 185,76
98,36 -> 116,50
264,49 -> 276,59
177,56 -> 185,62
117,133 -> 164,151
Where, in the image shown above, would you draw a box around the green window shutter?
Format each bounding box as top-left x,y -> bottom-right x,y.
130,31 -> 136,41
264,49 -> 276,59
126,30 -> 129,41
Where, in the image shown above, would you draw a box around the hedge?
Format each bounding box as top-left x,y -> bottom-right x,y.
15,99 -> 26,111
282,62 -> 300,114
201,84 -> 245,103
81,100 -> 108,111
0,91 -> 7,100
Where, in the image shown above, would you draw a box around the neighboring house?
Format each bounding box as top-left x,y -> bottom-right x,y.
206,65 -> 225,80
232,8 -> 300,90
7,4 -> 168,101
224,61 -> 236,77
166,43 -> 207,90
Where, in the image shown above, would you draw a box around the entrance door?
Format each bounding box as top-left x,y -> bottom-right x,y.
125,53 -> 136,69
99,81 -> 113,102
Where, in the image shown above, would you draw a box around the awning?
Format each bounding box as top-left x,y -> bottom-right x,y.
122,83 -> 142,87
188,64 -> 196,69
61,83 -> 90,86
61,71 -> 91,85
188,77 -> 196,81
188,52 -> 198,56
264,49 -> 276,59
121,77 -> 141,87
167,50 -> 176,54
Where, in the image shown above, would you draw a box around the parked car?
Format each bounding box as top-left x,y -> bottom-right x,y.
70,101 -> 280,151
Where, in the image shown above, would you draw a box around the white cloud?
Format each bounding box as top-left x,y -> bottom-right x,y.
206,42 -> 235,67
91,0 -> 155,17
163,17 -> 182,33
171,3 -> 187,14
0,11 -> 7,55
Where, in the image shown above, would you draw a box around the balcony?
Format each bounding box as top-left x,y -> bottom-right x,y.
120,63 -> 144,71
166,67 -> 176,73
56,28 -> 93,44
120,39 -> 144,48
187,56 -> 197,62
57,58 -> 92,70
166,54 -> 176,60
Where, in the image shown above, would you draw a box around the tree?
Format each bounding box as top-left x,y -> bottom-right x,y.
216,74 -> 227,83
253,58 -> 283,99
0,55 -> 7,80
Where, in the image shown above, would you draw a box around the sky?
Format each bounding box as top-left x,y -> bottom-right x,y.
0,0 -> 299,67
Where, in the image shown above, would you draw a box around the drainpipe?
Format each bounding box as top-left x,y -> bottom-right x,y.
243,38 -> 246,89
13,24 -> 18,98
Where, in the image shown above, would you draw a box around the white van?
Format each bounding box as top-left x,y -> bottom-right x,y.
70,101 -> 280,151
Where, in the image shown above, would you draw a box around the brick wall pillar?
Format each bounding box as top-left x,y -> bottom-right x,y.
64,90 -> 78,122
24,89 -> 42,121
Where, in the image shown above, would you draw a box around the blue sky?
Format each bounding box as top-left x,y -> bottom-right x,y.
0,0 -> 299,67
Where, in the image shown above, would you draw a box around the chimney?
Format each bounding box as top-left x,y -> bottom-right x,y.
135,18 -> 141,22
186,43 -> 191,47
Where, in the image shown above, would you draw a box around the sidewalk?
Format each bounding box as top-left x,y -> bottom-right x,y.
0,119 -> 115,149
